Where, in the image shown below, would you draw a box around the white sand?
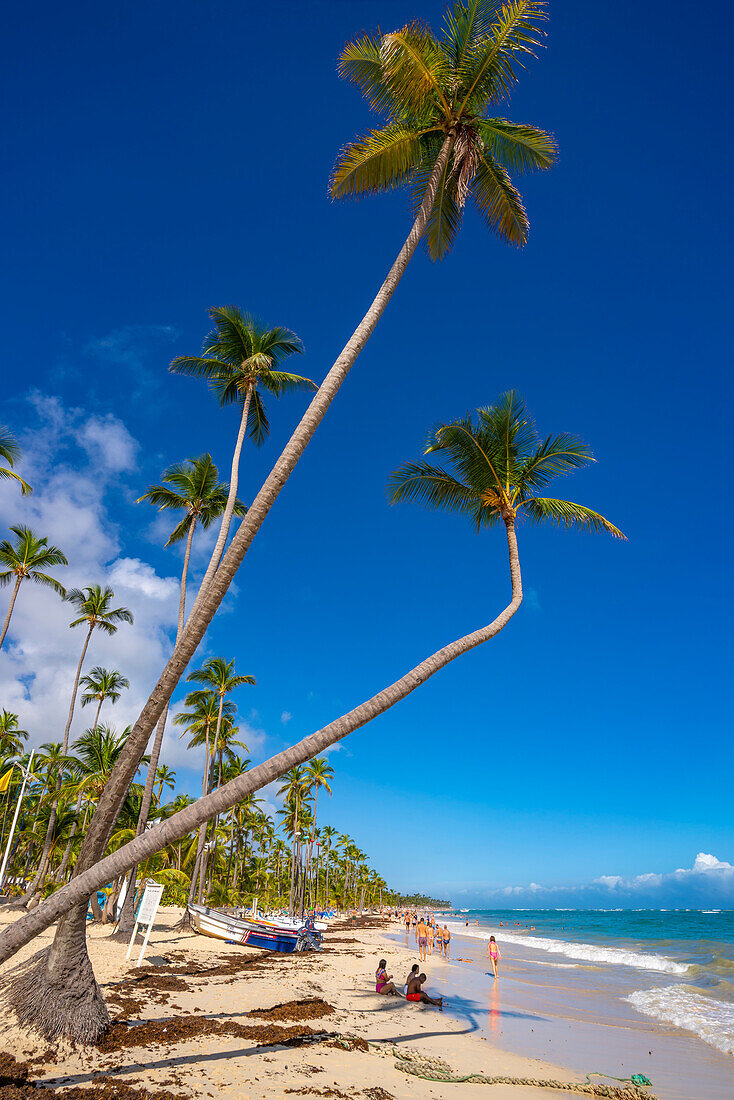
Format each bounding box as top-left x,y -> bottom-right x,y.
0,907 -> 587,1098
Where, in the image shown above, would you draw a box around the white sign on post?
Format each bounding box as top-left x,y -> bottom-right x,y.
125,882 -> 165,967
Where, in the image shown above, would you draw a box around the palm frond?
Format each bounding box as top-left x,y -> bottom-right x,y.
247,389 -> 270,446
0,467 -> 32,496
379,22 -> 452,117
136,485 -> 189,510
470,150 -> 529,246
387,460 -> 482,517
28,572 -> 67,597
0,426 -> 21,467
337,33 -> 398,117
518,434 -> 595,492
442,0 -> 495,73
165,514 -> 194,547
330,124 -> 427,200
262,370 -> 318,396
458,0 -> 548,111
521,497 -> 626,539
168,354 -> 232,379
478,118 -> 557,174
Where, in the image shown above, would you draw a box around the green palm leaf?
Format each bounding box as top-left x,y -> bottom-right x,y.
477,118 -> 557,173
457,0 -> 548,111
471,150 -> 528,245
520,497 -> 627,539
380,22 -> 453,117
331,124 -> 429,200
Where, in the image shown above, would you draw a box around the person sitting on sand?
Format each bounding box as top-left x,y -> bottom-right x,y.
417,916 -> 428,961
404,962 -> 420,994
375,959 -> 401,996
487,935 -> 501,978
406,973 -> 443,1007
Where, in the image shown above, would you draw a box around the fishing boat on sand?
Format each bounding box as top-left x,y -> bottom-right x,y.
188,902 -> 322,953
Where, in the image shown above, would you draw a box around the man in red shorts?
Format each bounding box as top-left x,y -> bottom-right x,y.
406,972 -> 443,1007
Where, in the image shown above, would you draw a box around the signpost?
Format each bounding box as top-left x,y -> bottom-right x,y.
125,881 -> 165,967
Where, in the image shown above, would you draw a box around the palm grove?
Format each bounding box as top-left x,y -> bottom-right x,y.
0,1 -> 624,1046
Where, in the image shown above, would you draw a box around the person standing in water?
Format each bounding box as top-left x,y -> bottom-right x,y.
442,924 -> 451,960
487,935 -> 501,978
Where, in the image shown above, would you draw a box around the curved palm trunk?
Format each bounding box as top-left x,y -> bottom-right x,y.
118,519 -> 196,933
197,384 -> 252,590
187,717 -> 212,907
197,695 -> 225,904
1,520 -> 521,980
0,135 -> 456,1040
17,626 -> 93,908
92,695 -> 105,732
0,576 -> 22,651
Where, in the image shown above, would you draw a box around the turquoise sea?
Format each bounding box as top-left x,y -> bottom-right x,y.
435,908 -> 734,1057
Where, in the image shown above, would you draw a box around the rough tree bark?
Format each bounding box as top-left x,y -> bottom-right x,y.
0,520 -> 521,986
0,575 -> 22,650
0,133 -> 457,1041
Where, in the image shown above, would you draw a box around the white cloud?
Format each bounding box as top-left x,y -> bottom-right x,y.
477,853 -> 734,908
78,415 -> 138,472
280,711 -> 292,725
0,397 -> 180,755
83,324 -> 178,394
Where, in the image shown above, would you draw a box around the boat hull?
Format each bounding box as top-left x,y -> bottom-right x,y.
188,904 -> 299,953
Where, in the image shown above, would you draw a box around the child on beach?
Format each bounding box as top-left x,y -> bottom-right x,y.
487,935 -> 500,978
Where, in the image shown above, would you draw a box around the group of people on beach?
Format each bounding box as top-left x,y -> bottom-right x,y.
375,959 -> 443,1007
398,911 -> 451,960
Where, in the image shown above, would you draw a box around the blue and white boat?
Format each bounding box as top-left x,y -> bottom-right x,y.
188,902 -> 320,953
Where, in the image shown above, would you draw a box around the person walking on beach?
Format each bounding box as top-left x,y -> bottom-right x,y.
406,972 -> 443,1008
404,912 -> 410,936
427,921 -> 435,955
442,924 -> 451,959
417,916 -> 428,962
375,960 -> 400,996
487,935 -> 501,978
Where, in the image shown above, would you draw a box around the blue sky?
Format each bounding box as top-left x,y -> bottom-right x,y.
1,0 -> 732,906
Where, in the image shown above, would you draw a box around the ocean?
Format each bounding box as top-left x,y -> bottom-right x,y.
435,908 -> 734,1058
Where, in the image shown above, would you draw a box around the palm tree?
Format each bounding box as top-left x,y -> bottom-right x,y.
0,526 -> 68,650
60,587 -> 134,756
79,668 -> 129,730
117,455 -> 242,932
0,426 -> 32,496
332,2 -> 556,256
277,765 -> 311,917
184,658 -> 254,902
16,586 -> 132,908
1,4 -> 557,1041
28,393 -> 627,931
154,765 -> 176,804
170,308 -> 314,587
0,711 -> 28,759
137,454 -> 244,630
304,757 -> 333,902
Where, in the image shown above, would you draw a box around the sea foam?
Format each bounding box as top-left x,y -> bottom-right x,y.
626,986 -> 734,1055
445,921 -> 688,975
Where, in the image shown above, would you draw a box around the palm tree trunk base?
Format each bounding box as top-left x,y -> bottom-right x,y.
1,910 -> 109,1044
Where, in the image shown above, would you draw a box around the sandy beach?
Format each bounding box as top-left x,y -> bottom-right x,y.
0,908 -> 598,1100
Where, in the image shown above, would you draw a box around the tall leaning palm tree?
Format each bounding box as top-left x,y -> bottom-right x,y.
16,394 -> 627,941
0,526 -> 68,650
0,426 -> 32,496
79,668 -> 129,731
169,308 -> 314,586
16,586 -> 132,908
0,4 -> 557,1044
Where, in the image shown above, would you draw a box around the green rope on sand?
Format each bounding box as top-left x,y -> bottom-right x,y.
584,1073 -> 653,1088
389,1047 -> 657,1099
